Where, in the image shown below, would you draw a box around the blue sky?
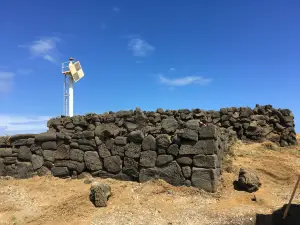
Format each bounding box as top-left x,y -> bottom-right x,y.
0,0 -> 299,135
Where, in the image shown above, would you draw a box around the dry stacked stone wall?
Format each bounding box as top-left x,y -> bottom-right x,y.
0,105 -> 297,193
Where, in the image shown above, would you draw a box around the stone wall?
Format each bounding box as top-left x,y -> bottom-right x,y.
0,105 -> 297,193
0,125 -> 227,193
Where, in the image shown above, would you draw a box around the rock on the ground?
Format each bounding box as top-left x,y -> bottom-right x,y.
89,181 -> 112,207
237,168 -> 261,192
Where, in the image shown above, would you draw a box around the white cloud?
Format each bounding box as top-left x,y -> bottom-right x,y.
169,68 -> 176,72
128,38 -> 155,57
19,37 -> 60,63
0,71 -> 15,93
159,75 -> 212,86
113,7 -> 120,12
0,115 -> 51,135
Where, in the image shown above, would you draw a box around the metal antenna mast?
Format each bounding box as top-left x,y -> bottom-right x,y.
62,57 -> 84,117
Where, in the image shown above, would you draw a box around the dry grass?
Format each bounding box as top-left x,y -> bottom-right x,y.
0,135 -> 299,225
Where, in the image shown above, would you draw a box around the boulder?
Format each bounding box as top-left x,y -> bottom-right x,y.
98,144 -> 111,158
84,151 -> 102,171
142,135 -> 156,151
51,166 -> 70,177
18,146 -> 32,161
43,150 -> 55,162
0,148 -> 12,157
193,154 -> 218,168
95,124 -> 119,138
0,158 -> 5,176
128,130 -> 144,143
236,168 -> 261,193
82,131 -> 95,139
156,134 -> 171,149
140,151 -> 157,168
179,140 -> 219,155
41,141 -> 57,150
124,122 -> 138,132
9,134 -> 36,141
167,144 -> 179,156
123,157 -> 139,179
198,125 -> 219,140
104,156 -> 122,174
178,129 -> 198,141
114,136 -> 127,146
111,145 -> 125,157
4,157 -> 17,165
31,154 -> 44,170
176,156 -> 192,165
182,166 -> 191,178
54,160 -> 85,173
156,155 -> 173,166
191,168 -> 219,192
70,149 -> 84,162
35,133 -> 57,142
161,117 -> 178,133
89,181 -> 112,207
36,166 -> 51,176
16,162 -> 34,179
139,161 -> 185,186
55,142 -> 70,160
125,142 -> 141,159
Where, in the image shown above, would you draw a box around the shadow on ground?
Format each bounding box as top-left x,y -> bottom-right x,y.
256,204 -> 300,225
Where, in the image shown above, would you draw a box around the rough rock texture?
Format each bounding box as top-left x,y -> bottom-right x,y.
0,105 -> 296,193
236,168 -> 262,192
89,181 -> 112,207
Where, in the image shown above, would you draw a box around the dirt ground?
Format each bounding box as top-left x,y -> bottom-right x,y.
1,135 -> 300,225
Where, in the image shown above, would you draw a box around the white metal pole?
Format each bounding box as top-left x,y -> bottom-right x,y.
69,75 -> 74,117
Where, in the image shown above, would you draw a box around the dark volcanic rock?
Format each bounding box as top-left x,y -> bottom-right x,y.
123,157 -> 139,179
176,156 -> 192,165
43,150 -> 55,162
114,136 -> 127,146
193,154 -> 218,168
167,144 -> 179,156
161,117 -> 178,134
156,134 -> 171,149
191,168 -> 219,192
142,135 -> 156,151
98,144 -> 111,158
156,155 -> 173,166
31,154 -> 44,170
139,161 -> 185,186
35,133 -> 57,142
51,166 -> 69,177
89,181 -> 112,207
84,151 -> 102,171
125,142 -> 141,159
18,146 -> 32,161
128,130 -> 144,143
70,149 -> 84,162
55,142 -> 70,160
236,168 -> 261,193
16,162 -> 34,179
104,156 -> 122,174
41,141 -> 57,150
178,129 -> 198,141
140,151 -> 157,168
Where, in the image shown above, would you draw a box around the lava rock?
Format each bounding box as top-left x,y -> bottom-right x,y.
89,181 -> 112,207
236,168 -> 261,193
140,151 -> 157,168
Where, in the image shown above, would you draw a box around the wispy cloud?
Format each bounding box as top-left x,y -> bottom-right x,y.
113,7 -> 120,12
128,37 -> 155,57
169,68 -> 176,72
19,37 -> 60,63
0,115 -> 51,135
0,71 -> 15,93
159,75 -> 212,87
